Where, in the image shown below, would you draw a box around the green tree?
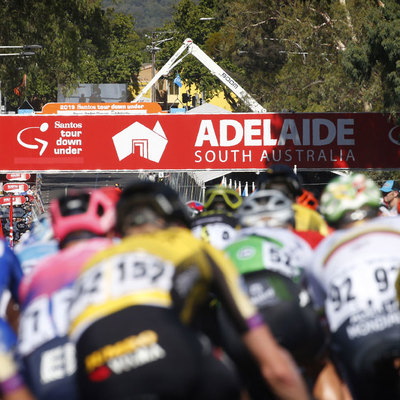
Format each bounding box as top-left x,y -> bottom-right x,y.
342,0 -> 400,115
161,0 -> 400,114
0,0 -> 144,110
155,0 -> 249,109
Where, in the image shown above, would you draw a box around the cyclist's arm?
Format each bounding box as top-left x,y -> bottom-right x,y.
242,324 -> 310,400
0,351 -> 34,400
2,243 -> 24,304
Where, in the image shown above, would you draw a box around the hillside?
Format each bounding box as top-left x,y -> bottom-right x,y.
102,0 -> 179,30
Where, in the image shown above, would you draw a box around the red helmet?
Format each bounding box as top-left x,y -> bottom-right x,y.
296,189 -> 319,211
50,187 -> 120,243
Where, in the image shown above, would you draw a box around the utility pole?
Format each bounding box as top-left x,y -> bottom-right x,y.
146,33 -> 174,102
151,33 -> 156,103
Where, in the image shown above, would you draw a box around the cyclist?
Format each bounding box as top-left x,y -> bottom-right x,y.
258,164 -> 330,236
308,173 -> 400,400
191,185 -> 242,249
69,180 -> 310,400
220,189 -> 327,399
17,187 -> 119,400
0,238 -> 23,316
14,213 -> 58,275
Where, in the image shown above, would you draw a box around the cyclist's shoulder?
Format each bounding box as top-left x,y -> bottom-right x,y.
84,228 -> 202,269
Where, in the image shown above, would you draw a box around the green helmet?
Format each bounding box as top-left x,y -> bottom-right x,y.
320,173 -> 381,226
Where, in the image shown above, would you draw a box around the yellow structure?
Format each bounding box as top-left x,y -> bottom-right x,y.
135,63 -> 234,112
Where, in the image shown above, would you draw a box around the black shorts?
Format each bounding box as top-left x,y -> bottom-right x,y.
76,305 -> 240,400
243,270 -> 327,366
216,270 -> 328,399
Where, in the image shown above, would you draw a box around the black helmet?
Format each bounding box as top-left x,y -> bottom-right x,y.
257,164 -> 302,198
116,180 -> 191,234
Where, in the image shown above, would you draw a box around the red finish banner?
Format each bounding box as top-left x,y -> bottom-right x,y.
0,113 -> 399,171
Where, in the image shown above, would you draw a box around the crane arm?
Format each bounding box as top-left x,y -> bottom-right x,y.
133,38 -> 267,113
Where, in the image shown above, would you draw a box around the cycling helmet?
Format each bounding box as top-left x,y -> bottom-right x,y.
320,173 -> 381,227
237,189 -> 295,228
50,187 -> 119,244
297,189 -> 319,211
116,180 -> 191,234
186,200 -> 204,218
203,186 -> 242,211
186,200 -> 204,213
257,164 -> 303,198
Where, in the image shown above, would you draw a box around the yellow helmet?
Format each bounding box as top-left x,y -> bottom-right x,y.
204,186 -> 242,211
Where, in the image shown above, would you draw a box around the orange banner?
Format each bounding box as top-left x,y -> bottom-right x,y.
39,102 -> 162,115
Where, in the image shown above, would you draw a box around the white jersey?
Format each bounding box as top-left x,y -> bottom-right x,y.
191,211 -> 239,250
309,216 -> 400,336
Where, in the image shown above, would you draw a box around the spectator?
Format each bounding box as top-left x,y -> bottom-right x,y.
379,179 -> 399,216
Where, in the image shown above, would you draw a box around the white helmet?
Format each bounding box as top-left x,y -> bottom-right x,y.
237,189 -> 294,228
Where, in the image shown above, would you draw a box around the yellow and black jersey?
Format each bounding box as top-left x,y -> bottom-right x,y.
69,227 -> 260,341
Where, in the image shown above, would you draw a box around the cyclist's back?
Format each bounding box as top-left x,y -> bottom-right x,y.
17,188 -> 118,400
309,174 -> 400,400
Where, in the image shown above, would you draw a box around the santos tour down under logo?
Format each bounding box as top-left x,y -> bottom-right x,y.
17,123 -> 49,156
112,121 -> 168,163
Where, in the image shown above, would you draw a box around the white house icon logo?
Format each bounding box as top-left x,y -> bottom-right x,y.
112,121 -> 168,163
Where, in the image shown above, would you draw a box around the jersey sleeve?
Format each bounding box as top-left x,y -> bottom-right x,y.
0,241 -> 23,304
204,243 -> 263,334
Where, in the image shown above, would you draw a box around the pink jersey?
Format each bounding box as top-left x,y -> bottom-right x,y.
17,237 -> 114,400
19,238 -> 113,308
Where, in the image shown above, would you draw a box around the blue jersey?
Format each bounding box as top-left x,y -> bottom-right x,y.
0,240 -> 23,303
